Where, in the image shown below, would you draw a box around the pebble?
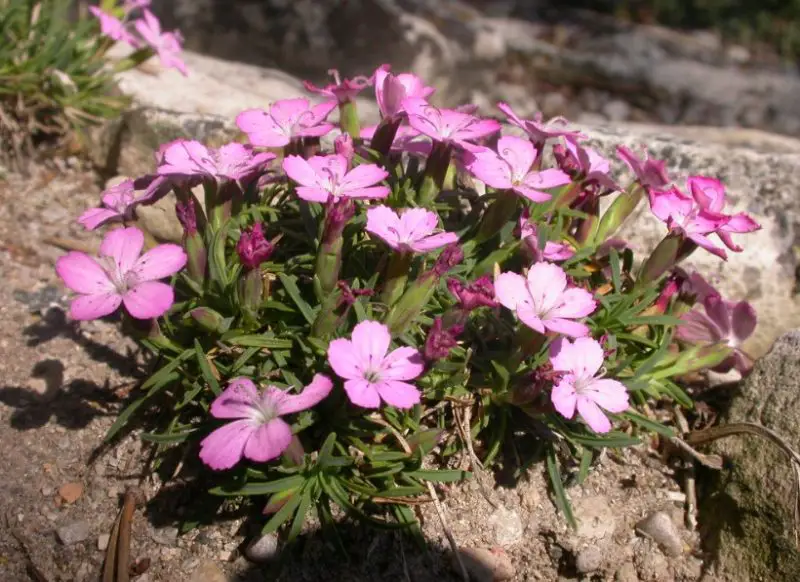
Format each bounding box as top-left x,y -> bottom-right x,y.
635,547 -> 673,582
190,560 -> 226,582
57,520 -> 91,545
98,533 -> 110,551
487,507 -> 523,547
455,547 -> 515,582
244,532 -> 279,563
151,526 -> 179,546
41,485 -> 54,497
573,496 -> 617,540
635,511 -> 683,557
58,482 -> 84,504
575,545 -> 603,574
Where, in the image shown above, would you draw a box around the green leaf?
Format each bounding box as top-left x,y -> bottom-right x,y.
320,475 -> 409,530
623,411 -> 675,438
140,429 -> 198,444
286,486 -> 314,541
318,433 -> 338,468
577,448 -> 593,485
609,247 -> 622,292
209,474 -> 305,496
546,447 -> 577,530
261,486 -> 304,535
225,335 -> 293,349
406,469 -> 471,483
194,339 -> 220,395
278,273 -> 316,324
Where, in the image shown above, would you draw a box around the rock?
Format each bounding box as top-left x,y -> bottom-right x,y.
697,330 -> 800,581
41,485 -> 54,497
455,547 -> 515,582
57,482 -> 84,505
572,495 -> 617,539
97,533 -> 110,551
57,520 -> 90,545
635,511 -> 683,557
187,559 -> 226,582
487,507 -> 523,547
634,545 -> 673,582
540,92 -> 568,118
602,99 -> 631,122
151,526 -> 179,546
575,545 -> 604,574
615,561 -> 638,582
244,532 -> 279,563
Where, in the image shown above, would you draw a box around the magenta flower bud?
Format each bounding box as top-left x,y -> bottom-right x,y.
237,223 -> 275,270
176,198 -> 198,235
322,198 -> 355,245
189,307 -> 225,333
553,143 -> 580,177
316,198 -> 355,295
447,275 -> 497,312
424,318 -> 464,362
653,272 -> 684,314
431,244 -> 464,278
334,134 -> 355,166
337,281 -> 374,309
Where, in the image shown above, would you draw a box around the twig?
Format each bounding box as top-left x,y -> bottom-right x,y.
674,409 -> 698,530
668,436 -> 723,470
453,405 -> 498,510
103,489 -> 140,582
427,481 -> 470,582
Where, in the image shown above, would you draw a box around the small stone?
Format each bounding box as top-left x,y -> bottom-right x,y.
575,545 -> 603,574
487,507 -> 523,547
151,526 -> 179,546
573,496 -> 617,540
455,547 -> 515,582
190,560 -> 226,582
57,520 -> 91,545
58,482 -> 84,504
244,532 -> 279,563
97,533 -> 110,551
635,546 -> 673,582
635,511 -> 683,557
41,485 -> 54,497
218,549 -> 234,562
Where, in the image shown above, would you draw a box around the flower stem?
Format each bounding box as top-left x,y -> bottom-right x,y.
380,251 -> 412,307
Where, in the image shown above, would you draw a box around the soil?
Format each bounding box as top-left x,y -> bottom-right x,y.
0,163 -> 722,582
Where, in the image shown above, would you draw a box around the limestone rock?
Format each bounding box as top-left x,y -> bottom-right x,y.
698,330 -> 800,581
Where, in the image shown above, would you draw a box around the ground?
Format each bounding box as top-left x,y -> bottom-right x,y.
0,164 -> 722,582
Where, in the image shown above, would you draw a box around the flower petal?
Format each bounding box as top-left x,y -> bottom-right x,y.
343,379 -> 382,408
550,337 -> 604,376
340,163 -> 389,190
731,301 -> 757,342
243,418 -> 293,463
543,317 -> 590,338
99,227 -> 144,274
342,186 -> 390,199
548,287 -> 597,319
376,380 -> 421,409
466,150 -> 513,189
295,187 -> 331,203
494,271 -> 529,310
276,374 -> 333,415
69,293 -> 122,321
351,320 -> 391,371
366,205 -> 402,248
676,309 -> 724,344
516,306 -> 546,334
78,207 -> 120,230
209,377 -> 259,419
410,232 -> 459,253
576,398 -> 612,433
56,252 -> 115,294
122,280 -> 175,319
327,338 -> 362,380
129,244 -> 187,282
236,108 -> 289,147
586,379 -> 629,413
380,347 -> 424,381
496,135 -> 535,177
199,419 -> 254,470
703,295 -> 731,338
283,155 -> 320,188
526,262 -> 567,312
551,377 -> 578,419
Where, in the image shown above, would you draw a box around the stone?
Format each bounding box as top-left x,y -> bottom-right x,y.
187,559 -> 226,582
487,507 -> 523,547
635,511 -> 683,557
575,545 -> 604,574
697,330 -> 800,581
455,547 -> 515,582
615,561 -> 638,582
58,482 -> 84,505
244,532 -> 279,563
634,546 -> 673,582
151,526 -> 179,546
57,520 -> 90,545
572,495 -> 617,540
97,533 -> 110,551
602,99 -> 631,122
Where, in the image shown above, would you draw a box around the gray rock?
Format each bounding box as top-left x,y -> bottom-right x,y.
56,520 -> 90,545
575,545 -> 604,573
97,533 -> 110,551
635,511 -> 683,557
487,507 -> 523,547
698,330 -> 800,581
614,561 -> 638,582
244,532 -> 280,563
455,547 -> 515,582
151,526 -> 179,546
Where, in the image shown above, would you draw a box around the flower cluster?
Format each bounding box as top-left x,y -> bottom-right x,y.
57,61 -> 760,535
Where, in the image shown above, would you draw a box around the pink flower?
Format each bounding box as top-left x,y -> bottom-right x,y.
56,227 -> 186,321
374,65 -> 435,119
465,136 -> 571,202
135,10 -> 187,76
360,124 -> 432,157
617,145 -> 670,190
282,154 -> 389,202
559,141 -> 618,191
78,176 -> 170,230
498,102 -> 584,145
402,98 -> 500,144
495,262 -> 596,337
518,209 -> 574,262
447,275 -> 497,311
366,206 -> 458,253
686,176 -> 761,252
236,98 -> 337,148
676,293 -> 756,374
327,320 -> 425,408
648,187 -> 731,259
304,69 -> 372,104
157,140 -> 274,182
199,374 -> 333,470
549,337 -> 630,433
89,7 -> 138,46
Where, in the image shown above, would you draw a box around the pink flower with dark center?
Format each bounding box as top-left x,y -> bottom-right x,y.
237,224 -> 275,270
135,10 -> 187,76
424,317 -> 463,361
282,154 -> 389,202
89,7 -> 138,46
78,176 -> 170,230
199,375 -> 333,470
236,98 -> 337,148
402,98 -> 500,144
518,209 -> 574,262
550,337 -> 629,433
56,227 -> 186,320
304,69 -> 373,104
447,275 -> 497,311
649,186 -> 732,259
374,65 -> 435,119
495,262 -> 596,338
465,136 -> 571,202
327,320 -> 425,408
498,102 -> 584,145
686,176 -> 761,252
366,206 -> 458,253
617,145 -> 670,190
676,293 -> 756,374
157,140 -> 274,183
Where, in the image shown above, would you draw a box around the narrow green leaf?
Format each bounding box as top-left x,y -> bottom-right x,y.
609,247 -> 622,292
140,429 -> 197,444
577,448 -> 593,485
261,487 -> 304,535
209,474 -> 305,496
194,339 -> 220,395
546,448 -> 577,530
278,273 -> 316,323
286,487 -> 313,541
623,411 -> 675,437
225,335 -> 293,349
406,469 -> 471,483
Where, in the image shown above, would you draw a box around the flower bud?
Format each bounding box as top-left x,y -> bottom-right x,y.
237,223 -> 275,270
189,307 -> 226,333
447,275 -> 497,312
638,232 -> 682,286
595,184 -> 645,243
316,199 -> 355,295
424,317 -> 463,362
